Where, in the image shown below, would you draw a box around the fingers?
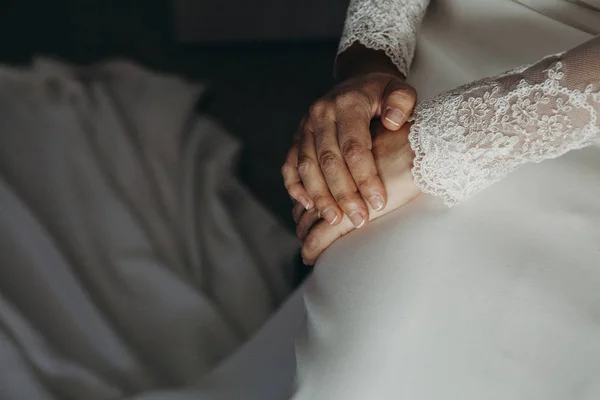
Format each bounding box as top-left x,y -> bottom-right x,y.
296,207 -> 320,242
301,216 -> 354,265
310,99 -> 370,228
298,111 -> 343,226
336,103 -> 387,214
380,78 -> 417,131
287,76 -> 417,232
282,143 -> 312,210
292,201 -> 306,224
282,119 -> 313,210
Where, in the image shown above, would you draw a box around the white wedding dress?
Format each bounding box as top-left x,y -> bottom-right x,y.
198,1 -> 600,399
185,1 -> 600,398
290,0 -> 600,399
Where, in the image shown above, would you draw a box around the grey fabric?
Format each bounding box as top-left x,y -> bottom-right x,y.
0,59 -> 298,399
123,288 -> 305,400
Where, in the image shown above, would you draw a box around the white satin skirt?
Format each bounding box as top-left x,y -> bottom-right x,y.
292,0 -> 600,398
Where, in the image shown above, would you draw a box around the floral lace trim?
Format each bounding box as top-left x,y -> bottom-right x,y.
408,55 -> 600,206
338,0 -> 430,78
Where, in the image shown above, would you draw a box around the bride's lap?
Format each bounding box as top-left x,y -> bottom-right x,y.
293,197 -> 503,399
293,147 -> 600,399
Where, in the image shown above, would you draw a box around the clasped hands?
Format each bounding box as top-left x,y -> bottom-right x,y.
282,69 -> 422,265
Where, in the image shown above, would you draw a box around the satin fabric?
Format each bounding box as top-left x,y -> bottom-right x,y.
516,0 -> 600,34
293,0 -> 600,398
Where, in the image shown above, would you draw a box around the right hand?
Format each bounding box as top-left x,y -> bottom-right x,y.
282,72 -> 417,229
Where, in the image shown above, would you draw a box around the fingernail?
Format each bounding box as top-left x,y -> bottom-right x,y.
322,208 -> 339,225
369,195 -> 384,211
299,197 -> 311,210
349,211 -> 365,228
384,107 -> 405,127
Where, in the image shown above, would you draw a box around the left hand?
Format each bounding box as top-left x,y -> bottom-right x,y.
294,121 -> 422,265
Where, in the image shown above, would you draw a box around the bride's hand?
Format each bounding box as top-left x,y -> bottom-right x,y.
295,121 -> 422,265
282,45 -> 417,229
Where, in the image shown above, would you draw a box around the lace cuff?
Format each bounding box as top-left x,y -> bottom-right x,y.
338,0 -> 430,78
409,36 -> 600,206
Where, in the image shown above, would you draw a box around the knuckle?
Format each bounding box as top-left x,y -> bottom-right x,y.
334,91 -> 363,110
311,193 -> 327,207
335,191 -> 359,208
282,177 -> 293,190
283,180 -> 293,192
313,195 -> 334,212
297,154 -> 315,177
309,99 -> 333,119
355,174 -> 378,192
313,130 -> 335,150
342,139 -> 369,165
281,162 -> 293,177
303,233 -> 320,251
337,194 -> 368,214
318,150 -> 343,176
288,184 -> 304,198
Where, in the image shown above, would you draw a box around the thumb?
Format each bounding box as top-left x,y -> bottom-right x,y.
380,77 -> 417,131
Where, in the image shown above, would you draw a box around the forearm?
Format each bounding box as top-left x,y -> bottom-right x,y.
409,35 -> 600,206
335,43 -> 406,82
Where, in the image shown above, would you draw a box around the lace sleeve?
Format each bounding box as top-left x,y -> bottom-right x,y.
338,0 -> 430,78
409,36 -> 600,206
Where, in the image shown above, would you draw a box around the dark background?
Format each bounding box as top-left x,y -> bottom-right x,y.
0,0 -> 350,231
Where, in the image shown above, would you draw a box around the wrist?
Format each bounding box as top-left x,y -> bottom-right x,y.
335,43 -> 405,82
